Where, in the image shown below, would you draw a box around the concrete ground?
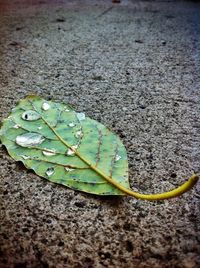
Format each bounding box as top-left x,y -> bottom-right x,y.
0,0 -> 200,267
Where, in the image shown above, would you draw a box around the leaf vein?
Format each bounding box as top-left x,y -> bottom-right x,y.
109,142 -> 119,178
95,126 -> 103,167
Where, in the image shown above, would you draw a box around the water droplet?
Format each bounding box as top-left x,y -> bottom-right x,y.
13,124 -> 20,129
69,122 -> 75,127
21,155 -> 31,160
67,148 -> 75,156
22,110 -> 41,121
46,167 -> 54,177
38,126 -> 42,130
65,108 -> 70,112
42,149 -> 56,156
76,112 -> 85,121
115,155 -> 121,161
16,133 -> 45,147
75,130 -> 83,138
72,145 -> 78,150
42,102 -> 50,111
65,167 -> 75,172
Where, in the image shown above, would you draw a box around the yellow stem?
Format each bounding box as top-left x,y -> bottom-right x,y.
96,173 -> 199,201
42,116 -> 199,201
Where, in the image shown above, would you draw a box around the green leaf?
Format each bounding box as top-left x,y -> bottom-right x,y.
0,95 -> 198,200
0,96 -> 130,195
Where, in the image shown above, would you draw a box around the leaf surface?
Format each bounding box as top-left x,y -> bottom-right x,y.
0,96 -> 130,195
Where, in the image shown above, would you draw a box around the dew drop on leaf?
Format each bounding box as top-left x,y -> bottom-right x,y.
115,155 -> 121,161
13,124 -> 20,129
22,110 -> 41,121
76,112 -> 85,121
38,126 -> 42,130
46,167 -> 54,177
67,148 -> 75,156
16,133 -> 45,147
42,102 -> 50,111
65,167 -> 75,172
71,145 -> 78,150
69,122 -> 75,127
75,130 -> 83,138
42,149 -> 56,156
21,155 -> 31,160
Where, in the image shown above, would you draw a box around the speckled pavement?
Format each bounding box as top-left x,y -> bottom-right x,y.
0,1 -> 200,267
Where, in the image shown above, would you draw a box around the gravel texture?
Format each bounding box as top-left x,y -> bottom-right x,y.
0,0 -> 200,267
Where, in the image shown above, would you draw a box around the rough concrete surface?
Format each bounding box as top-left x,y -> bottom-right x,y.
0,0 -> 200,267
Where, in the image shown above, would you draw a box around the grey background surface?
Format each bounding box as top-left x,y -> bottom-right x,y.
0,0 -> 200,267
